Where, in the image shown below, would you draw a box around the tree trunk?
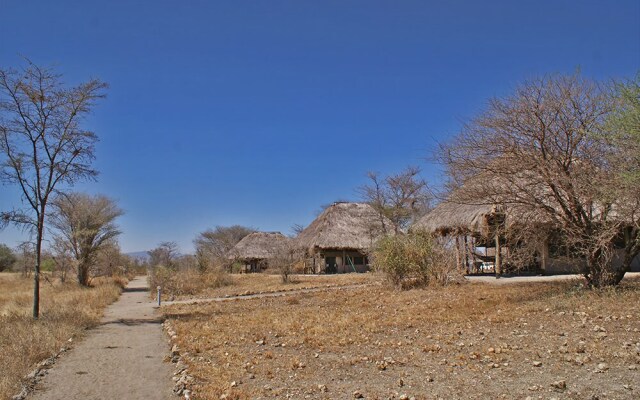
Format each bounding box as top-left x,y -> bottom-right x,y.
33,218 -> 44,319
77,259 -> 90,287
585,248 -> 628,288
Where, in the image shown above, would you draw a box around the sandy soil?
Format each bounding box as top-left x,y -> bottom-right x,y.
164,277 -> 640,400
27,277 -> 173,400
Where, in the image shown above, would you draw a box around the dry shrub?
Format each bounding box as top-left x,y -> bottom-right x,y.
0,273 -> 122,399
373,232 -> 462,288
148,267 -> 233,299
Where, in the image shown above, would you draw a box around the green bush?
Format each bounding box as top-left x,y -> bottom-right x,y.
373,232 -> 460,288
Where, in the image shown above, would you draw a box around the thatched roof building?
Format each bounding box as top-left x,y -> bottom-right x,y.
229,231 -> 290,259
412,201 -> 498,236
228,232 -> 290,272
297,202 -> 390,252
296,202 -> 392,274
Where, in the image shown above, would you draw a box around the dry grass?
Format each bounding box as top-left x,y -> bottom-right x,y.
150,268 -> 234,300
164,277 -> 640,399
156,271 -> 381,300
0,273 -> 123,399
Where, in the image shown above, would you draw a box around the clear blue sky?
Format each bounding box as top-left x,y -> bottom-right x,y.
1,1 -> 639,253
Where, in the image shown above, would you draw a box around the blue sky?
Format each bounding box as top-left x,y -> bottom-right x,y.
1,1 -> 638,253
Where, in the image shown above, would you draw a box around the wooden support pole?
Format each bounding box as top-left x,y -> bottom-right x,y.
495,233 -> 502,278
540,238 -> 548,275
467,236 -> 476,273
463,235 -> 469,273
455,236 -> 463,273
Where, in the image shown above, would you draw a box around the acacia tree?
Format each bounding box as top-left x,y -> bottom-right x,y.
50,193 -> 123,286
148,241 -> 180,269
359,166 -> 431,234
0,243 -> 16,271
440,73 -> 639,287
606,75 -> 640,276
0,61 -> 107,317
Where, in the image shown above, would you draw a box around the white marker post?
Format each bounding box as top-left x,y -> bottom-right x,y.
157,286 -> 162,306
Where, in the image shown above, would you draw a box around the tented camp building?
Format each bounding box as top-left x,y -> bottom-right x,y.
412,200 -> 511,274
228,231 -> 291,273
413,199 -> 640,275
296,202 -> 392,273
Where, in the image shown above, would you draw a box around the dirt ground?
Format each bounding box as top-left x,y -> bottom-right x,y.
27,277 -> 173,400
164,276 -> 640,400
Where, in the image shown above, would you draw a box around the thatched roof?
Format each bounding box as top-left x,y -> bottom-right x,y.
412,201 -> 498,236
228,232 -> 290,260
296,202 -> 391,252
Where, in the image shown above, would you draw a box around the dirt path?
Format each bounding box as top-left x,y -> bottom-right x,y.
28,277 -> 173,400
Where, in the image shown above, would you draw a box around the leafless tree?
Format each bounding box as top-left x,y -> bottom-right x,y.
440,73 -> 639,287
50,193 -> 123,286
193,225 -> 255,271
148,241 -> 180,269
359,166 -> 431,234
16,241 -> 35,277
0,60 -> 106,316
270,240 -> 303,283
290,223 -> 305,236
50,236 -> 75,283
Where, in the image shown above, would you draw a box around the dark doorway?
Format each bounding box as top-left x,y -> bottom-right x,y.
325,256 -> 337,274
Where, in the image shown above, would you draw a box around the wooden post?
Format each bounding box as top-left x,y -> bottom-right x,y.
495,233 -> 502,278
467,236 -> 476,273
342,249 -> 346,274
540,238 -> 548,275
454,236 -> 463,273
463,235 -> 469,273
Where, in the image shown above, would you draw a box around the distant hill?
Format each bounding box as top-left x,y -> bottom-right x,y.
126,251 -> 151,262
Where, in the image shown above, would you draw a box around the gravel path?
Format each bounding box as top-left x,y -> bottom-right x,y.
28,277 -> 173,400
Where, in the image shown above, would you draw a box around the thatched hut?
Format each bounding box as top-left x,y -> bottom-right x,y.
412,201 -> 498,236
228,231 -> 291,273
296,202 -> 391,273
413,199 -> 595,275
412,200 -> 509,274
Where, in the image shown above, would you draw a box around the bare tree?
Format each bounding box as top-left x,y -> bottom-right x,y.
50,236 -> 75,283
440,73 -> 638,287
50,193 -> 123,286
359,166 -> 431,234
193,225 -> 255,271
290,223 -> 305,236
16,241 -> 35,277
148,241 -> 180,269
0,60 -> 107,316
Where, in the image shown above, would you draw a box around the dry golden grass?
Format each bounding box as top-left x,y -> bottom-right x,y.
0,273 -> 123,399
164,277 -> 640,399
157,270 -> 381,300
